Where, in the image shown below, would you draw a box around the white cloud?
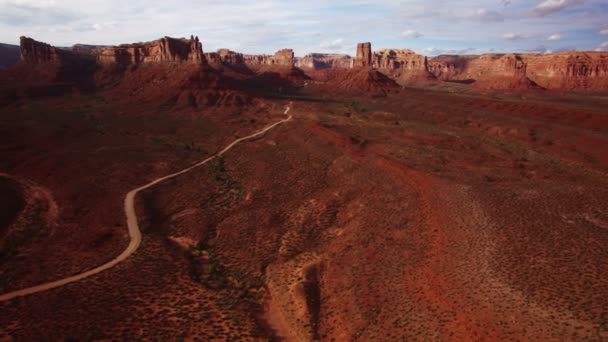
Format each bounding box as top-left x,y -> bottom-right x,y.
595,41 -> 608,51
0,0 -> 606,55
319,38 -> 343,50
600,29 -> 608,35
401,30 -> 422,38
547,34 -> 562,40
502,33 -> 526,40
532,0 -> 585,17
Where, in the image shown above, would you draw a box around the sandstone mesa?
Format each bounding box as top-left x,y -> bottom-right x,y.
15,35 -> 608,90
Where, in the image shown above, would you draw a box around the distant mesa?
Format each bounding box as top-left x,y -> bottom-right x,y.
372,48 -> 435,81
295,53 -> 354,69
9,35 -> 608,90
97,35 -> 204,65
20,36 -> 64,65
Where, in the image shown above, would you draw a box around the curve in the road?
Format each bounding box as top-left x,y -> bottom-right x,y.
0,104 -> 292,302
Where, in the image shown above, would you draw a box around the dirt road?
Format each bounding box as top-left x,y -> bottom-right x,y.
0,104 -> 292,302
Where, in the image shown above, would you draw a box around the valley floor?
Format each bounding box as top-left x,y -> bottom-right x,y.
1,87 -> 607,340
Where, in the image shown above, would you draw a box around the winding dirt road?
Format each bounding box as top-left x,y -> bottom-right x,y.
0,104 -> 292,302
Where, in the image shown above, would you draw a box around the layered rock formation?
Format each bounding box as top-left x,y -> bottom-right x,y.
372,49 -> 434,80
205,49 -> 244,65
14,35 -> 608,91
428,54 -> 535,89
295,53 -> 353,69
97,36 -> 204,65
19,36 -> 64,64
205,48 -> 294,69
354,42 -> 372,67
428,54 -> 527,81
524,52 -> 608,90
243,49 -> 294,67
427,52 -> 608,90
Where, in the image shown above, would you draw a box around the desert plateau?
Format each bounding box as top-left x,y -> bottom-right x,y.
1,1 -> 608,340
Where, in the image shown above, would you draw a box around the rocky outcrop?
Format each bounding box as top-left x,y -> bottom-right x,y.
295,53 -> 353,69
428,54 -> 527,80
524,52 -> 608,90
205,49 -> 244,66
426,55 -> 471,80
205,48 -> 295,68
97,35 -> 204,65
19,36 -> 64,64
427,52 -> 608,90
272,49 -> 295,66
372,49 -> 434,80
427,54 -> 537,89
354,42 -> 372,67
243,49 -> 294,67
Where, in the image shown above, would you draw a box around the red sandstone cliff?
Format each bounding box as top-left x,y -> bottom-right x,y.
524,52 -> 608,90
97,35 -> 204,65
372,49 -> 435,81
14,35 -> 608,91
354,42 -> 372,67
295,53 -> 353,69
428,54 -> 534,89
428,52 -> 608,90
205,48 -> 294,69
243,49 -> 294,67
19,36 -> 65,64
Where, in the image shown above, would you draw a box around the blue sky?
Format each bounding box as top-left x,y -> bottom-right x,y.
0,0 -> 607,56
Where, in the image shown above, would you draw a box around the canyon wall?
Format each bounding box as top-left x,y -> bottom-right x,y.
243,49 -> 295,67
372,49 -> 434,80
205,48 -> 295,68
16,36 -> 608,90
428,54 -> 527,80
97,36 -> 204,65
19,36 -> 204,66
428,52 -> 608,90
20,36 -> 65,64
524,52 -> 608,90
427,54 -> 532,89
295,53 -> 353,69
205,49 -> 244,65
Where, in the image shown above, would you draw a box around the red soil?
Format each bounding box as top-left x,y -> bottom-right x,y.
0,59 -> 607,340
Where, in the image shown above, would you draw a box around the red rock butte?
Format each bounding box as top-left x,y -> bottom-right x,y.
15,35 -> 608,90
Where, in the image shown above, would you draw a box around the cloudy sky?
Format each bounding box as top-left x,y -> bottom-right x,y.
1,0 -> 607,56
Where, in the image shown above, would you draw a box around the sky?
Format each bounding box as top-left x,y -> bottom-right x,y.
1,0 -> 607,56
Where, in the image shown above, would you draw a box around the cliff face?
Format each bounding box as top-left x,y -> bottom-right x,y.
205,49 -> 244,65
19,36 -> 64,64
428,52 -> 608,90
427,54 -> 534,89
295,53 -> 353,69
15,35 -> 608,91
205,48 -> 295,68
524,52 -> 608,90
354,42 -> 372,67
373,49 -> 434,80
97,36 -> 204,65
428,54 -> 526,80
243,49 -> 294,67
